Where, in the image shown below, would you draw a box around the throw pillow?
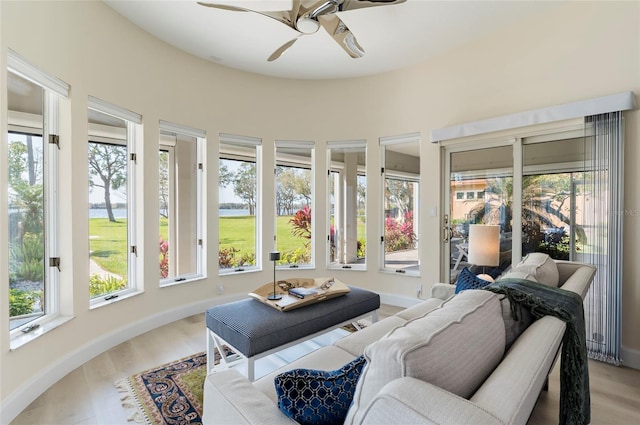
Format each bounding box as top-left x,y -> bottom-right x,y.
274,355 -> 366,425
511,253 -> 559,287
455,267 -> 492,294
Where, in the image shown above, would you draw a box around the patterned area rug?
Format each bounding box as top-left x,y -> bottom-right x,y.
115,322 -> 368,424
115,350 -> 215,425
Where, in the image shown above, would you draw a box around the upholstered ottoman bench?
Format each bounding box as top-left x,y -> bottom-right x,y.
205,286 -> 380,380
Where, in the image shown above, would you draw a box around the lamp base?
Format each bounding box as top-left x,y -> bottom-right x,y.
267,293 -> 282,301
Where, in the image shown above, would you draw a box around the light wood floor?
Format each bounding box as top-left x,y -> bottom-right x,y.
11,304 -> 640,425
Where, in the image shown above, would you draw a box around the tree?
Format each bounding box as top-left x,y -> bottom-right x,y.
385,178 -> 413,218
233,162 -> 257,215
218,161 -> 234,188
276,167 -> 298,215
88,142 -> 127,222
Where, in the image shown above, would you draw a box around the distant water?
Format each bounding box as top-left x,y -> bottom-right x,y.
89,208 -> 249,218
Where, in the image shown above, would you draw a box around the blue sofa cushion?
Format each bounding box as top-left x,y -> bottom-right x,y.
274,355 -> 366,425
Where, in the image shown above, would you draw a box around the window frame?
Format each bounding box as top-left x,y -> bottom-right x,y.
158,120 -> 206,286
326,140 -> 367,271
88,97 -> 142,308
218,133 -> 262,275
380,132 -> 421,276
7,50 -> 71,348
275,140 -> 315,270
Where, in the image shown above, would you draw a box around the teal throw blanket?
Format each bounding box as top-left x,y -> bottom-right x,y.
483,278 -> 590,425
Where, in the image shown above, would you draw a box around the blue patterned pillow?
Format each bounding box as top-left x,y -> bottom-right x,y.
455,267 -> 492,294
274,355 -> 366,425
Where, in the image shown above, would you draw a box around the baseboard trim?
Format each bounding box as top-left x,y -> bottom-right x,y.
1,293 -> 244,425
378,291 -> 422,308
621,345 -> 640,370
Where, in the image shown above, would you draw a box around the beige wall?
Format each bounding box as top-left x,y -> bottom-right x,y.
1,0 -> 638,419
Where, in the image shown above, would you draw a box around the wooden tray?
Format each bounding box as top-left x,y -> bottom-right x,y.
249,277 -> 350,312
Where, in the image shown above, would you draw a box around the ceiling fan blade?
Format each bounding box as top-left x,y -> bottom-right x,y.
318,14 -> 364,58
197,1 -> 302,30
339,0 -> 407,12
267,37 -> 300,62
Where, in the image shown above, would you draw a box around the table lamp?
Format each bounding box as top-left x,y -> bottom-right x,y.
268,251 -> 282,301
467,224 -> 500,282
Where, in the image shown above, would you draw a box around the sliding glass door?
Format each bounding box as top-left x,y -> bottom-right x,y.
442,132 -> 588,284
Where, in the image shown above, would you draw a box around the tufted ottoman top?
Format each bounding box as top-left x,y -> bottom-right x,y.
206,286 -> 380,357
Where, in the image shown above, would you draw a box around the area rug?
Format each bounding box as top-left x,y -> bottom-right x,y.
115,322 -> 368,425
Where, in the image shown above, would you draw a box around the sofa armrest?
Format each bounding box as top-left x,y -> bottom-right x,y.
430,283 -> 455,300
202,369 -> 295,425
355,377 -> 505,425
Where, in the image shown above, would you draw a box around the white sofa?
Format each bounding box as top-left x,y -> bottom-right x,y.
202,259 -> 595,425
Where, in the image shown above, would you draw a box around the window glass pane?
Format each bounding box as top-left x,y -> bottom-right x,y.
449,146 -> 513,283
522,138 -> 586,260
88,110 -> 129,299
159,130 -> 201,283
328,143 -> 366,268
219,141 -> 258,271
7,72 -> 45,330
275,143 -> 313,267
383,141 -> 420,273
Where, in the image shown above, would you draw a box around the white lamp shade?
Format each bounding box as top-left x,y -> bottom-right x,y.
467,224 -> 500,267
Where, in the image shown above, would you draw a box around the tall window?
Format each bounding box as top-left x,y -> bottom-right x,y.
380,133 -> 420,275
159,121 -> 205,285
327,140 -> 366,269
275,141 -> 314,268
218,134 -> 261,273
7,51 -> 68,336
88,97 -> 141,304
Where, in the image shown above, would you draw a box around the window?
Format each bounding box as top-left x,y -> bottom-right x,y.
466,191 -> 475,200
275,141 -> 314,268
380,133 -> 420,275
218,134 -> 261,273
88,97 -> 141,304
7,50 -> 69,339
159,121 -> 205,285
455,192 -> 464,200
327,140 -> 366,269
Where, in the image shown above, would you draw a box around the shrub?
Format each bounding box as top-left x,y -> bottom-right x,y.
9,288 -> 37,317
384,211 -> 415,252
159,238 -> 169,278
281,247 -> 311,265
9,232 -> 44,283
218,244 -> 240,268
289,206 -> 311,242
89,274 -> 127,298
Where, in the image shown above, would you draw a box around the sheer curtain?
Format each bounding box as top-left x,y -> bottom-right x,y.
582,111 -> 624,365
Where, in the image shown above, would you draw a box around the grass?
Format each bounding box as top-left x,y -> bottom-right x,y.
90,215 -> 367,276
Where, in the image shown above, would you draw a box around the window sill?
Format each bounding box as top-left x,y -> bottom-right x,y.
219,267 -> 261,276
10,314 -> 76,351
380,268 -> 421,278
327,264 -> 367,271
89,289 -> 143,310
160,275 -> 206,288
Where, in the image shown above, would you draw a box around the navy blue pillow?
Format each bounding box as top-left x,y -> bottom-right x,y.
455,267 -> 492,294
274,355 -> 366,425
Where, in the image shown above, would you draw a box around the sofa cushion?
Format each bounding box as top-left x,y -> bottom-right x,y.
345,290 -> 505,425
274,355 -> 366,425
455,267 -> 492,293
511,253 -> 559,287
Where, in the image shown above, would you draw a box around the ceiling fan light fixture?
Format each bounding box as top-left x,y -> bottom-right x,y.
296,16 -> 321,34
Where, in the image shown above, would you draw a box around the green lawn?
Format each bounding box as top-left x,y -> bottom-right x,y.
90,215 -> 366,276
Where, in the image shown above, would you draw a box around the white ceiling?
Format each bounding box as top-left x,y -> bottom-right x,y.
104,0 -> 558,80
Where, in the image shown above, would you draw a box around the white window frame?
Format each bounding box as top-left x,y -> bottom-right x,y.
380,132 -> 421,276
8,50 -> 72,349
88,97 -> 142,308
326,140 -> 367,271
218,133 -> 262,275
275,140 -> 315,270
158,121 -> 206,286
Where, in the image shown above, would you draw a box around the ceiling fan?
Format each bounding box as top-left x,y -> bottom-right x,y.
197,0 -> 406,61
